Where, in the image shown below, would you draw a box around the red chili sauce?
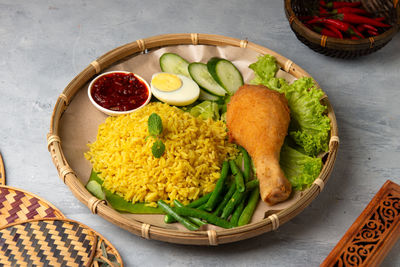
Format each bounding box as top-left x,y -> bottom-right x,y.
91,72 -> 149,111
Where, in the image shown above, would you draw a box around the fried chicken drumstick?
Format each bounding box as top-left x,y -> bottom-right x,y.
227,84 -> 292,205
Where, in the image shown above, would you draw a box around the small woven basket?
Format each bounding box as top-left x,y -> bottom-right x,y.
285,0 -> 400,58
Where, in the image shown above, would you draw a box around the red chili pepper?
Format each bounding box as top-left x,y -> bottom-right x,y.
356,24 -> 366,33
361,24 -> 378,32
350,36 -> 359,40
308,17 -> 349,31
350,25 -> 364,38
325,24 -> 343,38
367,30 -> 378,36
320,0 -> 327,7
321,28 -> 338,37
312,25 -> 340,38
319,6 -> 329,15
332,7 -> 369,15
374,17 -> 386,22
335,13 -> 392,27
308,17 -> 362,38
307,17 -> 324,25
324,1 -> 361,9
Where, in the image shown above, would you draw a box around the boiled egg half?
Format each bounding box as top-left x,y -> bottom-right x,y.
150,72 -> 200,106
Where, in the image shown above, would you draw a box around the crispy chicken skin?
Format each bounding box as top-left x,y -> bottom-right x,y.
227,84 -> 292,205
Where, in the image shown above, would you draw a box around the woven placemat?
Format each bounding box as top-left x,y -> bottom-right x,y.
0,186 -> 65,227
0,153 -> 123,266
0,218 -> 123,267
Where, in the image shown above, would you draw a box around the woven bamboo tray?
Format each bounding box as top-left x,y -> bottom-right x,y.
285,0 -> 400,58
47,33 -> 339,245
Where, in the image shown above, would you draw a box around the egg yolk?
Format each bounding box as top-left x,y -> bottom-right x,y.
151,73 -> 182,92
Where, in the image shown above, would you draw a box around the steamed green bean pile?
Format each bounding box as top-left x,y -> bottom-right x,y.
158,147 -> 260,230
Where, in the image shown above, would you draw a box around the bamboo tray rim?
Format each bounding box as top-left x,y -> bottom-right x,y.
47,33 -> 339,245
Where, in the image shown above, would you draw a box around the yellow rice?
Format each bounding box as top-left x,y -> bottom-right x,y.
85,102 -> 237,207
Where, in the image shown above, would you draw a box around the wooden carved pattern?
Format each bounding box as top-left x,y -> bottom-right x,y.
336,193 -> 400,266
322,180 -> 400,267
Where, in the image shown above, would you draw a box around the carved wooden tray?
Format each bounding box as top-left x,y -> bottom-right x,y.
322,180 -> 400,266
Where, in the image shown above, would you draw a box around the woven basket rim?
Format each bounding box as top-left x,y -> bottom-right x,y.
284,0 -> 400,49
47,33 -> 339,245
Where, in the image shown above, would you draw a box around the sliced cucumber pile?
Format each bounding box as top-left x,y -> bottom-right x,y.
188,63 -> 227,97
207,57 -> 243,95
159,53 -> 243,105
160,53 -> 190,77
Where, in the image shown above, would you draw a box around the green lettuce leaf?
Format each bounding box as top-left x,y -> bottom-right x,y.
249,54 -> 330,156
189,100 -> 220,120
280,143 -> 322,190
284,78 -> 331,156
249,54 -> 278,84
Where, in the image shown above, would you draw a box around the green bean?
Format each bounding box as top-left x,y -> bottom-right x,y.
238,187 -> 260,226
205,161 -> 230,211
213,182 -> 236,217
197,203 -> 206,210
239,146 -> 251,182
221,179 -> 259,220
174,200 -> 206,227
244,179 -> 259,190
221,190 -> 245,220
158,200 -> 199,231
229,160 -> 245,193
175,206 -> 232,229
164,192 -> 213,223
229,193 -> 247,227
187,192 -> 213,208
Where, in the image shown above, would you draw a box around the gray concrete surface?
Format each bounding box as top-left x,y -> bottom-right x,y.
1,0 -> 399,266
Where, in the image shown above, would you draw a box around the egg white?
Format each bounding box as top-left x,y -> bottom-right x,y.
150,73 -> 200,106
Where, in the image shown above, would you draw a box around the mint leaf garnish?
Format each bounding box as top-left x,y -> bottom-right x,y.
152,139 -> 165,158
148,113 -> 163,136
147,113 -> 165,158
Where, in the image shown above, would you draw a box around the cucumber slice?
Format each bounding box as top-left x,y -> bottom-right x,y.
159,53 -> 190,77
207,57 -> 244,95
86,180 -> 105,200
188,63 -> 226,97
199,89 -> 220,101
